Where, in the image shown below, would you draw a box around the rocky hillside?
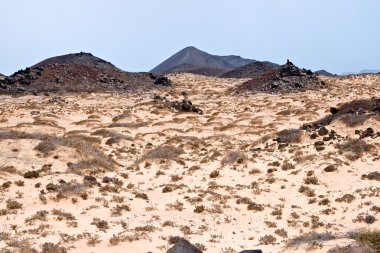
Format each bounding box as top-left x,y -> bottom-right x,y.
151,46 -> 255,74
234,61 -> 326,93
220,61 -> 279,78
163,63 -> 229,77
0,53 -> 171,95
32,52 -> 117,69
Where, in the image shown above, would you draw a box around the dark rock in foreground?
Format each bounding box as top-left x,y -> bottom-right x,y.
306,97 -> 380,128
170,99 -> 203,114
166,239 -> 203,253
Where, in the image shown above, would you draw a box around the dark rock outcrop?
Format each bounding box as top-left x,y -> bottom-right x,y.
234,61 -> 325,94
166,239 -> 203,253
307,97 -> 380,128
170,99 -> 203,114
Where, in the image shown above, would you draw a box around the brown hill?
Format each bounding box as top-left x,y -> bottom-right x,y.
234,61 -> 325,93
0,53 -> 171,95
220,61 -> 279,78
163,63 -> 228,77
32,52 -> 116,69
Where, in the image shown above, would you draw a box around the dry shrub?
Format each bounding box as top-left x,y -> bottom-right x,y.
338,138 -> 376,160
277,129 -> 302,143
6,199 -> 23,210
286,232 -> 335,248
354,231 -> 380,251
259,234 -> 277,245
336,194 -> 356,203
0,130 -> 116,170
141,145 -> 184,161
327,244 -> 375,253
339,114 -> 369,126
41,242 -> 67,253
0,165 -> 17,174
221,151 -> 245,165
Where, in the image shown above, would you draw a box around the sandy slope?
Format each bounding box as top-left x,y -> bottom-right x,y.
0,73 -> 379,253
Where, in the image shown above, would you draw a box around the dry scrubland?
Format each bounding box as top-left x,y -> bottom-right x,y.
0,73 -> 379,253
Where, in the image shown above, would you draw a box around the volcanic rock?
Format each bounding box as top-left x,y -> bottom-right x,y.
166,239 -> 203,253
310,97 -> 380,128
170,99 -> 203,114
221,61 -> 279,78
0,53 -> 171,95
234,61 -> 325,93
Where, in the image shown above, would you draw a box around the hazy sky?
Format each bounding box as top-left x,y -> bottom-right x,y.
0,0 -> 379,75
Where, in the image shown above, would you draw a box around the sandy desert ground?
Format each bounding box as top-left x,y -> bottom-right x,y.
0,73 -> 379,253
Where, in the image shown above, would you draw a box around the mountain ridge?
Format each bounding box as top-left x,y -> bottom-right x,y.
151,46 -> 257,74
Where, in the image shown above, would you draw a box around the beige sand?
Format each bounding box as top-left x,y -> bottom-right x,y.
0,73 -> 379,253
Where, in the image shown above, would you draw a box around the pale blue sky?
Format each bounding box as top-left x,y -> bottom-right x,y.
0,0 -> 379,75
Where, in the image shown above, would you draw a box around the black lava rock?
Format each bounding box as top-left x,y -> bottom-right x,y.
166,239 -> 203,253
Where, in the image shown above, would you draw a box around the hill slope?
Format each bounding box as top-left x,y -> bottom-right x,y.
234,61 -> 325,93
220,61 -> 279,78
32,52 -> 117,69
0,53 -> 170,95
151,46 -> 255,74
163,63 -> 229,77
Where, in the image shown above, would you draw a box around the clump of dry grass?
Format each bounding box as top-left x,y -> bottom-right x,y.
91,218 -> 109,232
41,242 -> 67,253
339,114 -> 370,126
140,145 -> 184,162
336,194 -> 356,203
259,234 -> 277,245
111,204 -> 131,216
277,129 -> 302,143
25,210 -> 49,225
221,151 -> 245,165
0,130 -> 116,170
337,138 -> 376,160
286,231 -> 335,248
6,199 -> 23,210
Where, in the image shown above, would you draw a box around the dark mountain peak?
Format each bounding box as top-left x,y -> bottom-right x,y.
151,46 -> 256,74
32,52 -> 117,69
315,70 -> 334,76
182,46 -> 201,52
